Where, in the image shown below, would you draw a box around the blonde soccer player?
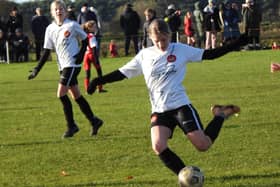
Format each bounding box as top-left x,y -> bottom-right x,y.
87,19 -> 248,175
28,0 -> 103,138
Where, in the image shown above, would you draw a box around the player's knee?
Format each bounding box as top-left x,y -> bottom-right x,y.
152,142 -> 167,155
194,143 -> 211,152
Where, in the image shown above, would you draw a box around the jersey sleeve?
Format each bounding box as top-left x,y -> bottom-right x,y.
73,21 -> 87,40
182,44 -> 204,63
89,35 -> 97,48
43,25 -> 54,50
119,54 -> 143,79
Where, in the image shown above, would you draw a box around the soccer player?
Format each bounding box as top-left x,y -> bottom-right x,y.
28,0 -> 103,138
87,19 -> 248,175
81,20 -> 106,93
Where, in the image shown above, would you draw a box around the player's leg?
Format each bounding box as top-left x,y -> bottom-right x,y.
67,67 -> 103,136
83,54 -> 91,91
93,59 -> 106,93
151,113 -> 185,175
69,85 -> 103,136
177,104 -> 240,151
175,105 -> 212,151
57,81 -> 78,138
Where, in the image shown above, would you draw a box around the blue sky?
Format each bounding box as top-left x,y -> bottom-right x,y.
12,0 -> 31,3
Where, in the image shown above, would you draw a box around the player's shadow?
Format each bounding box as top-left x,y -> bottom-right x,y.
207,172 -> 280,187
57,178 -> 174,187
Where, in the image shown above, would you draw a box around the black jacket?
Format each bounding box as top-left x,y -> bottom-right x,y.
120,7 -> 141,35
31,15 -> 50,40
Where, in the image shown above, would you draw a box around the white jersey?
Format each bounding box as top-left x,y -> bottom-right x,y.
119,43 -> 204,113
44,19 -> 87,71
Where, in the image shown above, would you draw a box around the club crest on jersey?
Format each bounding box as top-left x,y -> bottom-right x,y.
64,30 -> 71,38
167,55 -> 176,63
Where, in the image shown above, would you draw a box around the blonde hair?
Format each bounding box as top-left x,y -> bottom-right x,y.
50,0 -> 66,17
148,19 -> 170,35
81,20 -> 96,33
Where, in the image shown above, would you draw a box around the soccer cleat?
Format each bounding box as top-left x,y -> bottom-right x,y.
91,117 -> 103,136
211,104 -> 240,119
63,124 -> 79,138
98,89 -> 108,93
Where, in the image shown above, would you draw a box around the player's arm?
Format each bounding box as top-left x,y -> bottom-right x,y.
87,70 -> 127,94
202,34 -> 248,60
28,49 -> 51,80
74,38 -> 88,64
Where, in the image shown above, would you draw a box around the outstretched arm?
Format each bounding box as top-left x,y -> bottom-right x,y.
87,70 -> 127,94
202,34 -> 248,60
28,49 -> 51,80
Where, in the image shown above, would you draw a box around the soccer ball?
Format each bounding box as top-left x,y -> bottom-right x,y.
178,166 -> 204,187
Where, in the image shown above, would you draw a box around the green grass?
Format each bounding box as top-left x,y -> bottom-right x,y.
0,50 -> 280,187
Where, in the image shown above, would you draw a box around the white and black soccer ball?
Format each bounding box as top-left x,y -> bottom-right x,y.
178,166 -> 204,187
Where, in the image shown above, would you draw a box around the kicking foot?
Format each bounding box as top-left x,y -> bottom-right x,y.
211,104 -> 240,119
63,124 -> 79,138
91,117 -> 103,136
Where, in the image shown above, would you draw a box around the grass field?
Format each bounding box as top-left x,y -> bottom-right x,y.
0,50 -> 280,187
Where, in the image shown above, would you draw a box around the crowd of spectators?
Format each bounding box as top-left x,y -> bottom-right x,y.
0,1 -> 265,63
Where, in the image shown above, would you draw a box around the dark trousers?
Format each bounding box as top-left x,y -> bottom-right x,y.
125,34 -> 139,56
35,39 -> 44,61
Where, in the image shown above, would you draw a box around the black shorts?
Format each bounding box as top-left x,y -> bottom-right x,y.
151,104 -> 204,138
59,67 -> 81,86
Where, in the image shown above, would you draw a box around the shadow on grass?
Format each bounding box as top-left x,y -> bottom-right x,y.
207,172 -> 280,186
0,135 -> 148,148
0,106 -> 47,112
54,178 -> 172,187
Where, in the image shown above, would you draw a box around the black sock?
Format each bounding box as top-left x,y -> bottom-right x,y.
204,116 -> 224,142
75,95 -> 95,122
159,148 -> 185,175
59,95 -> 75,128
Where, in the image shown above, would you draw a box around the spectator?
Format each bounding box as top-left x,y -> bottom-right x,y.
164,4 -> 181,43
77,3 -> 102,55
0,29 -> 7,62
0,16 -> 7,35
203,0 -> 222,49
220,1 -> 241,45
242,0 -> 262,50
31,7 -> 50,61
11,28 -> 29,62
109,40 -> 118,57
89,6 -> 102,56
142,8 -> 156,48
120,3 -> 141,56
193,1 -> 204,48
272,42 -> 280,50
184,11 -> 195,46
67,5 -> 76,21
77,3 -> 97,25
7,6 -> 23,38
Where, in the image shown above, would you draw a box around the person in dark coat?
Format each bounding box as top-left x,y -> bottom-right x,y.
0,29 -> 7,62
120,3 -> 141,56
242,0 -> 262,50
164,4 -> 182,43
7,7 -> 23,38
193,1 -> 204,48
11,28 -> 29,62
77,3 -> 97,25
67,5 -> 76,21
142,8 -> 156,48
31,7 -> 50,61
203,0 -> 221,49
